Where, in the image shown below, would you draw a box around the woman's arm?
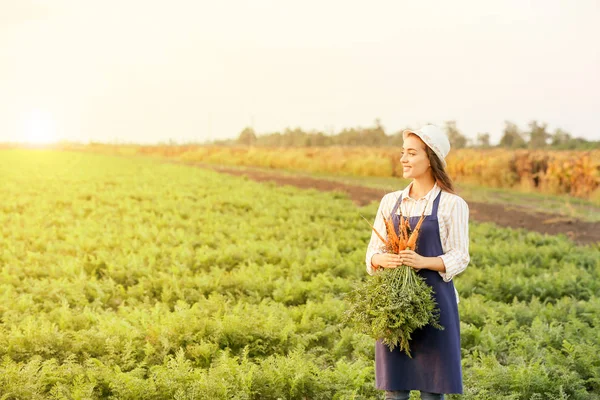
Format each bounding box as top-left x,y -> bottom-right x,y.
365,194 -> 391,275
398,196 -> 470,281
396,250 -> 446,272
438,196 -> 470,282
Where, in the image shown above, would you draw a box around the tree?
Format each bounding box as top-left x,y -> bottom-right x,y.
308,132 -> 329,147
527,120 -> 550,149
550,128 -> 572,147
475,132 -> 491,148
362,118 -> 388,146
444,121 -> 467,149
257,132 -> 282,147
388,131 -> 404,146
499,121 -> 526,148
237,127 -> 257,146
337,128 -> 361,146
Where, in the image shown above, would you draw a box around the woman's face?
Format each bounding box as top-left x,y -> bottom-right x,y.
401,134 -> 431,180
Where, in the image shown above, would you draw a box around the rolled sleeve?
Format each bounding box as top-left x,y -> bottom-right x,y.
438,197 -> 470,282
365,194 -> 391,275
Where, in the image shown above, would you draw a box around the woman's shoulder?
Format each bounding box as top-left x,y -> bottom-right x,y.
382,189 -> 405,200
439,190 -> 469,210
380,189 -> 405,203
377,189 -> 404,210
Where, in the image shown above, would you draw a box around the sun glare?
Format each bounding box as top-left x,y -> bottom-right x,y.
23,109 -> 58,145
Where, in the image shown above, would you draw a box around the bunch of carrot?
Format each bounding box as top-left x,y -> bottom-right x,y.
371,210 -> 424,255
345,205 -> 443,357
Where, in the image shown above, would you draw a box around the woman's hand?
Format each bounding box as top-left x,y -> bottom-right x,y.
371,253 -> 403,269
397,249 -> 427,270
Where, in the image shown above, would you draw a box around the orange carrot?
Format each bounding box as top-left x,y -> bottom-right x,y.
406,214 -> 426,250
383,215 -> 399,253
400,215 -> 408,243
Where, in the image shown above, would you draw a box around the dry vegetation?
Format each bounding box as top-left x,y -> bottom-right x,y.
64,144 -> 600,202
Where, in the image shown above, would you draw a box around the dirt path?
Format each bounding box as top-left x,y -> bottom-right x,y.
199,164 -> 599,245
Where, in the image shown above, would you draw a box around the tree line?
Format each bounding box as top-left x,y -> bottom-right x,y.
217,119 -> 598,150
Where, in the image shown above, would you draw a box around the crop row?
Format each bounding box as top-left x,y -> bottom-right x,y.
0,150 -> 598,399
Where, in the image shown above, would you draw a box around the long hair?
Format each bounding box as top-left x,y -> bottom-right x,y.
425,146 -> 455,194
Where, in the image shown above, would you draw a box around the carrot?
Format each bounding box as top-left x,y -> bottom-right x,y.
406,214 -> 426,250
400,215 -> 409,243
361,215 -> 386,244
383,214 -> 400,253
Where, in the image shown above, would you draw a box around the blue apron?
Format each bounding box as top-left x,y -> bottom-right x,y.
375,190 -> 463,394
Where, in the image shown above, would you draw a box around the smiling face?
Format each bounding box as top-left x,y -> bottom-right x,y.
401,133 -> 432,180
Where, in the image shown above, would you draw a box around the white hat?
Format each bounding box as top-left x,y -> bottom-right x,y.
402,124 -> 451,168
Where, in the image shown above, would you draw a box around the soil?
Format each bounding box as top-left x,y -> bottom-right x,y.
197,164 -> 600,246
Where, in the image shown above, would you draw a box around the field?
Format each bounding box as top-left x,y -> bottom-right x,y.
1,150 -> 599,399
55,144 -> 600,202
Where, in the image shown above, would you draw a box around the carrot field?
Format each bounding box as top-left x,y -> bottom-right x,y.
1,150 -> 599,399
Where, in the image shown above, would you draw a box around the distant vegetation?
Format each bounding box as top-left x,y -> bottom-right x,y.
222,120 -> 599,150
5,119 -> 596,201
56,141 -> 600,202
174,147 -> 600,202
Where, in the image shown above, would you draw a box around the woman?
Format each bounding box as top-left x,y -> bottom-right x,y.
365,124 -> 470,400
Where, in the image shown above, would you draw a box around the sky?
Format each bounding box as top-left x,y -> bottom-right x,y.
0,0 -> 599,145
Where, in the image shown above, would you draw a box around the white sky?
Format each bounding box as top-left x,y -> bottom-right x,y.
1,0 -> 599,144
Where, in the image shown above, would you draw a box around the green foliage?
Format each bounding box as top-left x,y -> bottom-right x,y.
445,121 -> 468,149
0,150 -> 599,399
527,120 -> 551,149
237,127 -> 257,146
499,121 -> 527,149
345,266 -> 442,356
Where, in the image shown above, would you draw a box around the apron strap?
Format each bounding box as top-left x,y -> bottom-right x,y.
391,187 -> 442,217
390,194 -> 403,216
431,189 -> 443,216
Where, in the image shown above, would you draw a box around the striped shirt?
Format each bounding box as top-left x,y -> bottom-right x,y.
365,182 -> 470,303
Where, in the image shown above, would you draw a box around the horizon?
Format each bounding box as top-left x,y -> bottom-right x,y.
1,119 -> 597,147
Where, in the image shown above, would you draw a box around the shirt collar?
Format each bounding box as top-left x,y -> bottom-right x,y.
401,181 -> 440,202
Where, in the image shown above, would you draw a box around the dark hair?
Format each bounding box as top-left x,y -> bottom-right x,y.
425,146 -> 455,194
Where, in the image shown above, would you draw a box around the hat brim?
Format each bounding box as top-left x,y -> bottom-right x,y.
401,129 -> 447,168
402,129 -> 417,141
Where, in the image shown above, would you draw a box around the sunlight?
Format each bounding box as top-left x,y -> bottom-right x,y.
23,109 -> 58,144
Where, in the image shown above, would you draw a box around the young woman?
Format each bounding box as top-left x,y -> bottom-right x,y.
365,125 -> 470,400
